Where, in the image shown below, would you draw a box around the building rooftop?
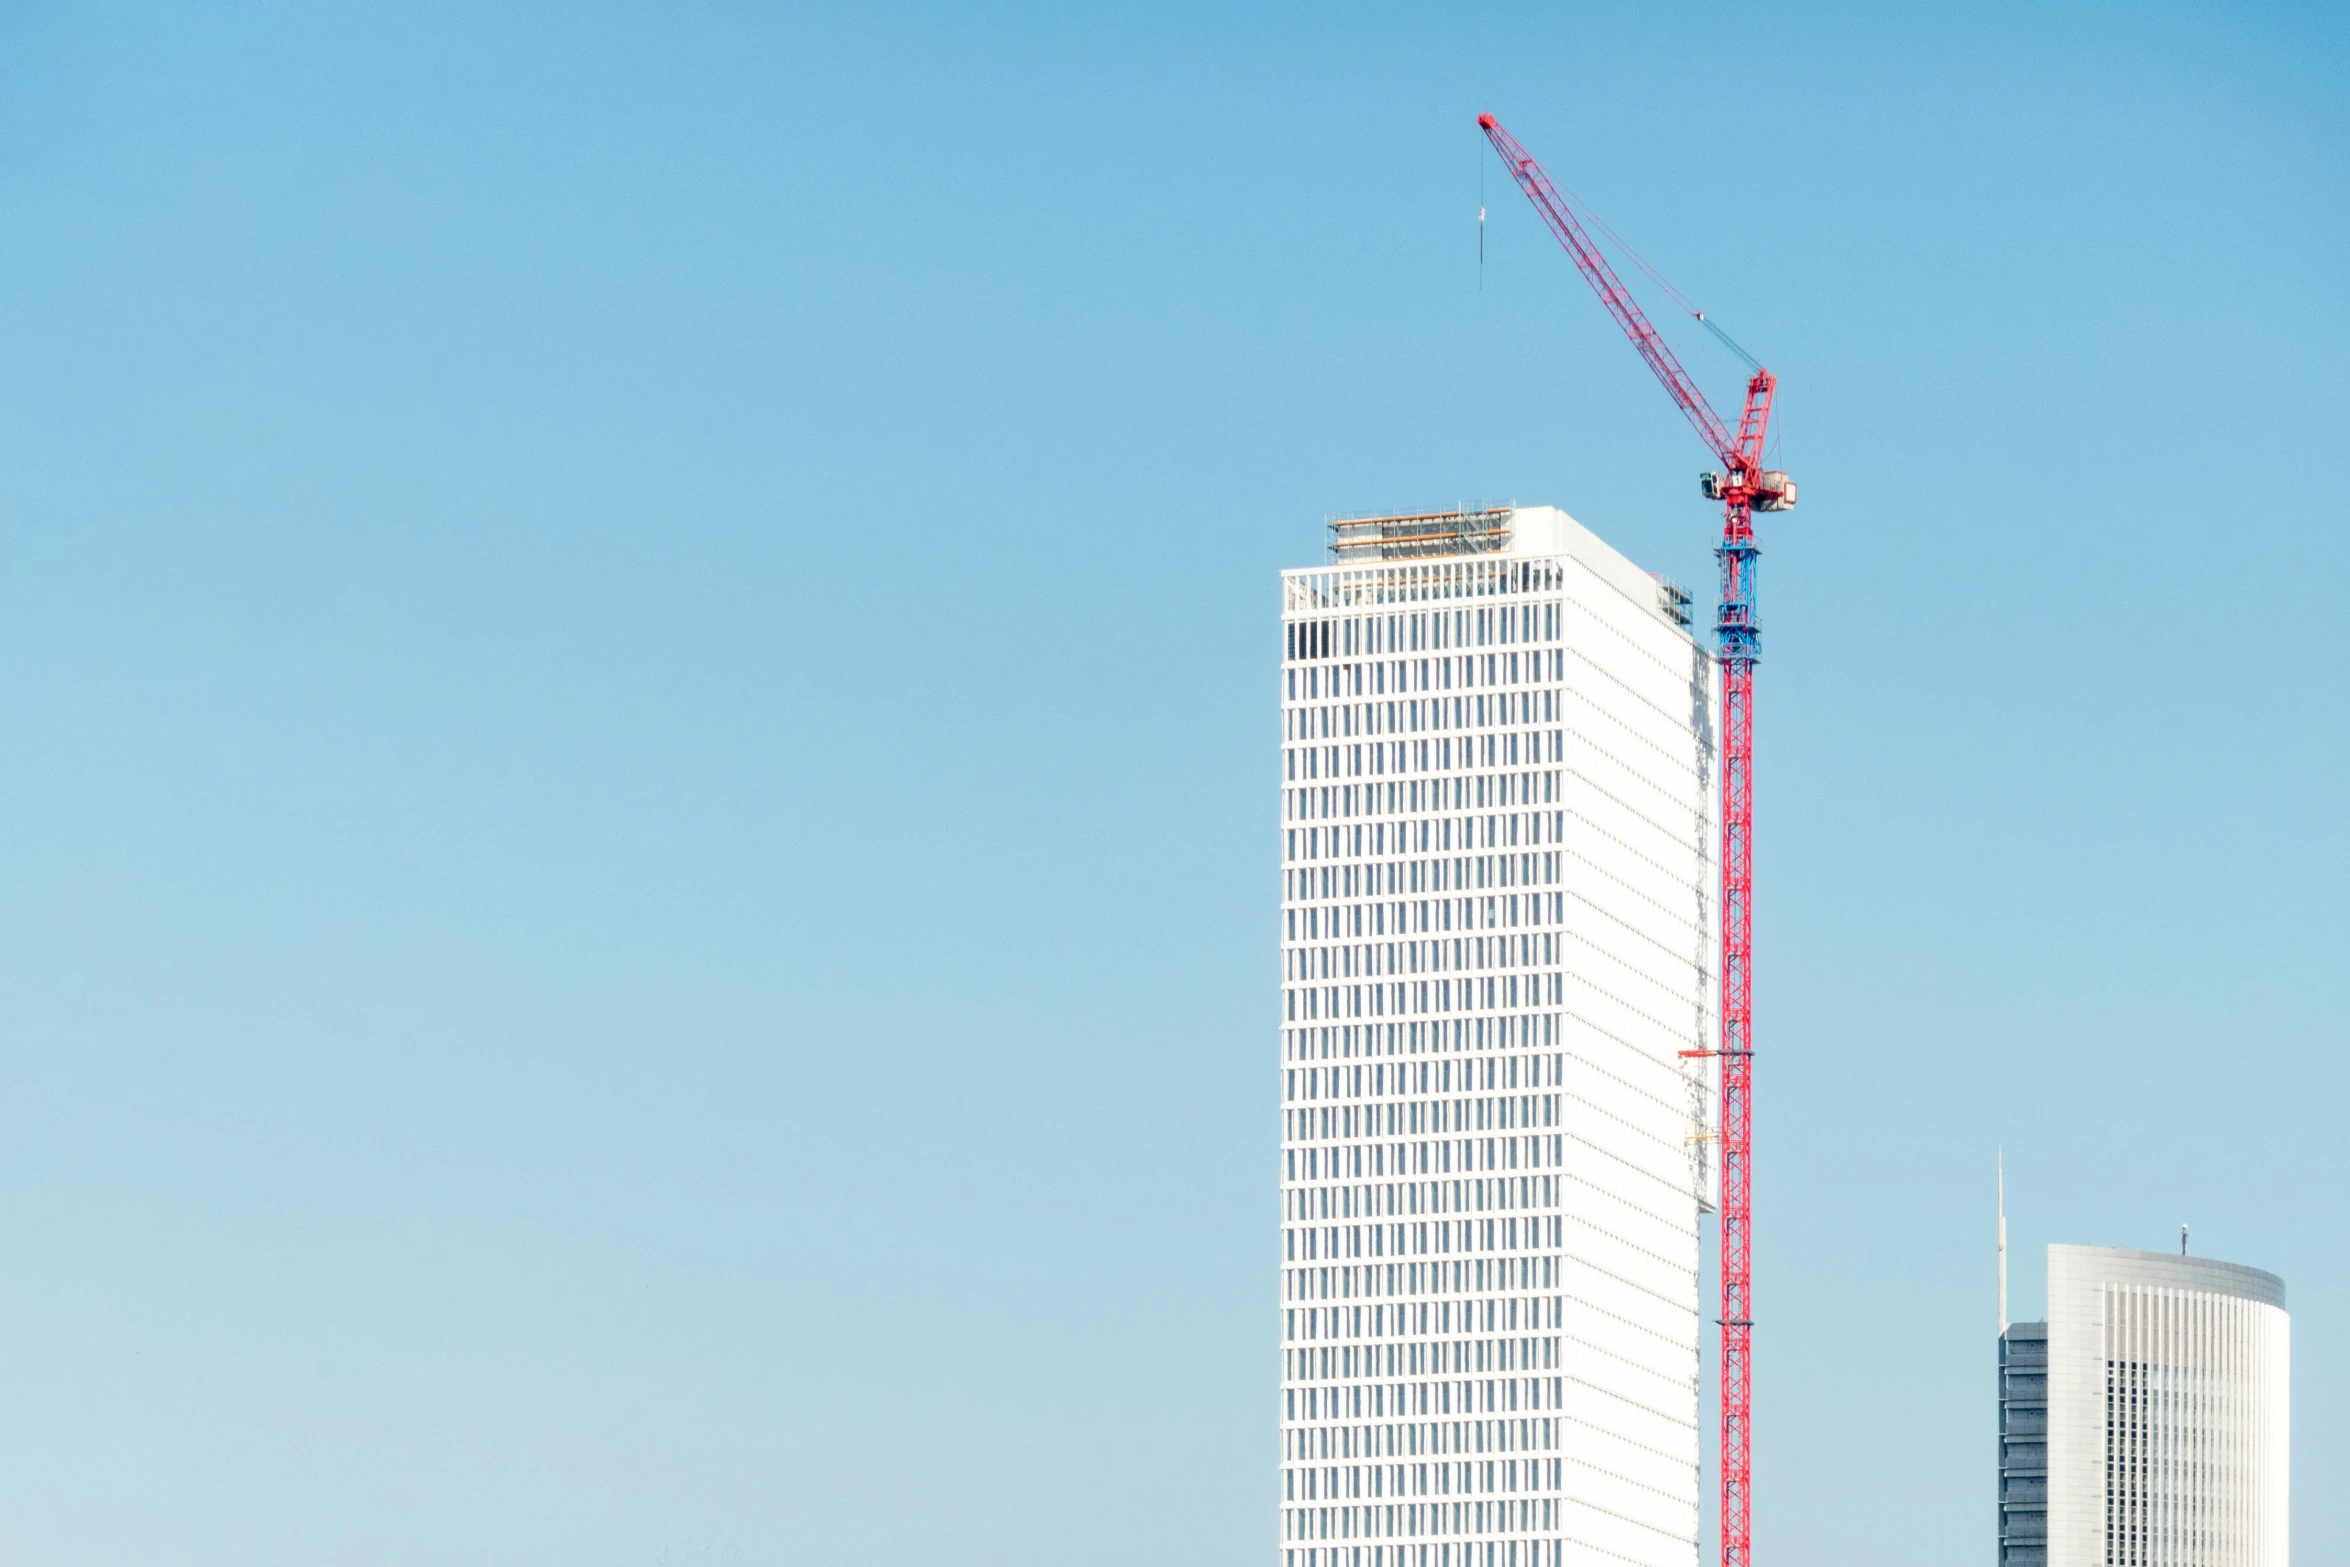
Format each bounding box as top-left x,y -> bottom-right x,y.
1314,503 -> 1694,633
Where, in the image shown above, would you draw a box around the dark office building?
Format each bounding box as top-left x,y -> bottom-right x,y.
1999,1321 -> 2048,1567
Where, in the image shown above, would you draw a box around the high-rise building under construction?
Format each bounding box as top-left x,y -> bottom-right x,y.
1998,1244 -> 2289,1567
1277,505 -> 1717,1567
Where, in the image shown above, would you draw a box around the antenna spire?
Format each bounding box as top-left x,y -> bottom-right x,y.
1997,1150 -> 2009,1335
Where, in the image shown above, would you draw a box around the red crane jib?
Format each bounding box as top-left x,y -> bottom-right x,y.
1475,113 -> 1785,503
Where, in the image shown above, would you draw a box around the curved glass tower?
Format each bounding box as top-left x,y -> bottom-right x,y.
2001,1245 -> 2288,1567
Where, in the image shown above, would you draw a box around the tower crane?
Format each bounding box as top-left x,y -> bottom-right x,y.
1478,111 -> 1792,1567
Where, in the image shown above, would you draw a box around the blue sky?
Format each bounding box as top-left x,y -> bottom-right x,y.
0,2 -> 2341,1562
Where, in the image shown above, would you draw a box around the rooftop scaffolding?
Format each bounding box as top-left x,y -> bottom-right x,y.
1327,506 -> 1514,563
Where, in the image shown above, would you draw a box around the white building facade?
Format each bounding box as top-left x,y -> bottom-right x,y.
2003,1246 -> 2289,1567
1277,506 -> 1717,1567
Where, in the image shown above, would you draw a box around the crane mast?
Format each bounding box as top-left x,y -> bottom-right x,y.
1478,112 -> 1792,1567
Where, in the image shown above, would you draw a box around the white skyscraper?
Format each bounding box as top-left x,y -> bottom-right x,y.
1278,505 -> 1717,1567
1999,1245 -> 2289,1567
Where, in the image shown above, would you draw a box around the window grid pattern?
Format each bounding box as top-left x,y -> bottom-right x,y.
2097,1287 -> 2286,1567
1278,554 -> 1714,1567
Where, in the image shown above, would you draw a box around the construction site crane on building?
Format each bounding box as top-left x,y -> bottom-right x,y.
1477,110 -> 1793,1567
